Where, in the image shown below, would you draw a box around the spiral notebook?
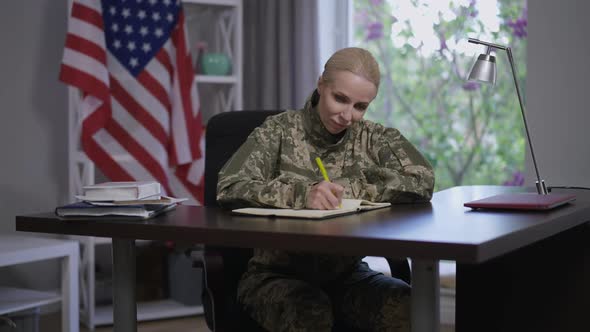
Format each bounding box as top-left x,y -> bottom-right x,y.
464,193 -> 576,211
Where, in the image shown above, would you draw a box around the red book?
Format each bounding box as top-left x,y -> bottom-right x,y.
464,193 -> 576,210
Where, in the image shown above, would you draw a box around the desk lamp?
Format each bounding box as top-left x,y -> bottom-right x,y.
462,38 -> 576,210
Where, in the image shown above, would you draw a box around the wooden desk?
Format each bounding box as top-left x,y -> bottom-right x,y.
15,186 -> 590,332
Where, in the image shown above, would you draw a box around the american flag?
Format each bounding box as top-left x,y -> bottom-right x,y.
60,0 -> 205,205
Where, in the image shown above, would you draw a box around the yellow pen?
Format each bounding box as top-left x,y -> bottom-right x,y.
315,157 -> 331,183
315,157 -> 341,208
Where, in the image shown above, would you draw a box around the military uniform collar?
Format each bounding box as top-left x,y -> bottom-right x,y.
303,100 -> 352,148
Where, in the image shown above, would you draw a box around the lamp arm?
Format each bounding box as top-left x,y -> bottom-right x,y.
505,47 -> 548,194
468,38 -> 508,51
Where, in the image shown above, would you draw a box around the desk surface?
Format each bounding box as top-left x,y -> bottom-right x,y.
16,186 -> 590,263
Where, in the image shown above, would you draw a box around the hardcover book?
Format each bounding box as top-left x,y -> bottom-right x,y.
232,199 -> 391,220
55,201 -> 176,219
76,181 -> 161,201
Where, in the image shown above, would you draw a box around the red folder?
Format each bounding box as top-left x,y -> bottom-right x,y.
464,193 -> 576,210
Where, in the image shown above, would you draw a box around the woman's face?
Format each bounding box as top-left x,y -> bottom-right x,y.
316,70 -> 377,134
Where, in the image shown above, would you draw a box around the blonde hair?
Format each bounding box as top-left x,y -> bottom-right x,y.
321,47 -> 380,89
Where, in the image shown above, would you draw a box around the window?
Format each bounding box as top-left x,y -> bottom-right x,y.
321,0 -> 528,191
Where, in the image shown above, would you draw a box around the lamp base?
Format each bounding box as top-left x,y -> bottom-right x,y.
464,192 -> 576,211
536,180 -> 549,195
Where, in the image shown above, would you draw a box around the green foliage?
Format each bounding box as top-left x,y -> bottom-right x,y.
353,0 -> 527,191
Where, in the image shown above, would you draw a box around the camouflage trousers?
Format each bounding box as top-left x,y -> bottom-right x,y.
237,270 -> 411,332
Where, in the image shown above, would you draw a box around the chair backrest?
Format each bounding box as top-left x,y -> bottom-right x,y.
202,110 -> 283,332
204,110 -> 284,207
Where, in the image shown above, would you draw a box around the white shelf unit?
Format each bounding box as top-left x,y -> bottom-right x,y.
195,74 -> 238,84
0,287 -> 61,316
66,0 -> 242,329
184,0 -> 243,121
0,235 -> 79,332
92,299 -> 203,326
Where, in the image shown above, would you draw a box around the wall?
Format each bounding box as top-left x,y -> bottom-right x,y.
526,0 -> 590,188
0,1 -> 68,288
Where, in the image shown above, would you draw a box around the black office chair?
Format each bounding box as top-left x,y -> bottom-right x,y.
199,110 -> 411,332
200,110 -> 282,332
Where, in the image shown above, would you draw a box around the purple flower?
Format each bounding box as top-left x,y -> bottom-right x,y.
506,5 -> 528,39
366,22 -> 383,41
503,171 -> 525,186
438,33 -> 448,51
462,81 -> 480,91
370,0 -> 383,6
506,18 -> 527,38
468,0 -> 478,17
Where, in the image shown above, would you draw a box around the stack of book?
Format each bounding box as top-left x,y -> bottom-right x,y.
56,181 -> 185,219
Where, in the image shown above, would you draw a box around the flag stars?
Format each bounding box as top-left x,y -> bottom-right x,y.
102,0 -> 180,74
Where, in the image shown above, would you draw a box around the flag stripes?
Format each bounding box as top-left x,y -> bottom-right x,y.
61,0 -> 205,205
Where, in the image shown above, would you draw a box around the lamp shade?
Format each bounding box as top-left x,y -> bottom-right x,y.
468,54 -> 497,84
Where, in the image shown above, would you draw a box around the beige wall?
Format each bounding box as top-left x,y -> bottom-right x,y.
0,1 -> 68,288
0,1 -> 69,234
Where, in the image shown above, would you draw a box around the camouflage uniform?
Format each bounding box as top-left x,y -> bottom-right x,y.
217,99 -> 435,332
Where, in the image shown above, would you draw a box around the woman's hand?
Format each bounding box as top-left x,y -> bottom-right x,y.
306,181 -> 344,209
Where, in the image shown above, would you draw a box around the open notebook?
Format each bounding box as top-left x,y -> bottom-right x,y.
232,199 -> 391,220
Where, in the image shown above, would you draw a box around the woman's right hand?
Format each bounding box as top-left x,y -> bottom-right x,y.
306,181 -> 344,210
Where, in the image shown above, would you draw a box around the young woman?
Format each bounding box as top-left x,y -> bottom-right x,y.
217,47 -> 435,332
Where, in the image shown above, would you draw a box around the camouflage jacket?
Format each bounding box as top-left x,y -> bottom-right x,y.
217,101 -> 435,283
